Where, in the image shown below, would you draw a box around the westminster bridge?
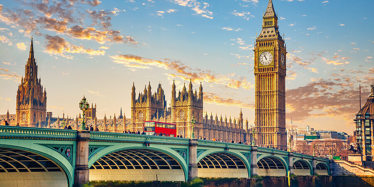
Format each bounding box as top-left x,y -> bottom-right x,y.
0,126 -> 330,187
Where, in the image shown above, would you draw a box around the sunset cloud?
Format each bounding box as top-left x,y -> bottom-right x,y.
321,56 -> 350,66
287,67 -> 374,125
204,92 -> 254,109
0,35 -> 12,46
45,35 -> 105,58
111,54 -> 252,90
0,1 -> 136,44
0,67 -> 20,81
16,42 -> 26,50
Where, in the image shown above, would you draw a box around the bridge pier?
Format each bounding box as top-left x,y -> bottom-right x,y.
288,153 -> 294,175
74,131 -> 90,187
250,146 -> 258,177
188,139 -> 198,181
311,159 -> 316,175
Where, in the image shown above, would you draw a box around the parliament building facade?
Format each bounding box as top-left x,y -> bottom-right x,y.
129,81 -> 249,143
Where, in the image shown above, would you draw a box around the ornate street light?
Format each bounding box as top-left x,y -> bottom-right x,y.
251,127 -> 256,146
79,96 -> 90,131
191,117 -> 196,139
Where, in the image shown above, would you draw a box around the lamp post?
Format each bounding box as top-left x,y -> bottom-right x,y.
79,96 -> 89,131
191,117 -> 196,139
251,127 -> 256,146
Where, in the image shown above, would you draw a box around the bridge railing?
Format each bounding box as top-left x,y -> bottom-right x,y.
90,131 -> 190,145
0,125 -> 77,139
197,139 -> 254,150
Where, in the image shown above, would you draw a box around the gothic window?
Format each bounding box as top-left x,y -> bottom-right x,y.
22,113 -> 26,122
179,110 -> 185,121
138,112 -> 144,121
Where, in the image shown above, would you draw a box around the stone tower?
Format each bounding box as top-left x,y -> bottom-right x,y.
16,38 -> 47,127
171,80 -> 203,138
355,85 -> 374,161
254,0 -> 287,150
131,82 -> 166,132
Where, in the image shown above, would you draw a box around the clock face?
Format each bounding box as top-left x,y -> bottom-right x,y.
259,51 -> 273,66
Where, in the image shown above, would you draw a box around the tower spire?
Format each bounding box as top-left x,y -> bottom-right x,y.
29,37 -> 34,60
264,0 -> 277,18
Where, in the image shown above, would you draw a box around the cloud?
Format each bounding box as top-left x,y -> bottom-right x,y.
156,9 -> 177,17
286,70 -> 297,80
321,1 -> 328,4
173,0 -> 213,19
321,55 -> 350,66
232,37 -> 253,51
16,42 -> 26,50
87,89 -> 103,97
0,1 -> 137,44
111,54 -> 252,90
45,35 -> 105,59
221,27 -> 241,32
204,92 -> 254,109
0,67 -> 20,81
241,0 -> 259,3
306,26 -> 316,31
339,23 -> 345,27
287,53 -> 319,73
289,23 -> 295,27
232,10 -> 252,21
0,35 -> 12,46
287,67 -> 374,125
366,56 -> 373,62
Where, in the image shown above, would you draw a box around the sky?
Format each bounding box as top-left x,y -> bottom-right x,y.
0,0 -> 373,134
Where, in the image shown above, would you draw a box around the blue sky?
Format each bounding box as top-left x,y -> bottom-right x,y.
0,0 -> 373,134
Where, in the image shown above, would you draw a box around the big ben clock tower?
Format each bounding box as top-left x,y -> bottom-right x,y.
254,0 -> 287,150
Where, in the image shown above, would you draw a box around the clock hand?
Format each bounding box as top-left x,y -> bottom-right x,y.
264,56 -> 267,60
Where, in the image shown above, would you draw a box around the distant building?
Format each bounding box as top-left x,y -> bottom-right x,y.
288,126 -> 350,159
0,110 -> 16,125
85,104 -> 96,120
355,85 -> 374,161
16,39 -> 47,127
129,81 -> 249,143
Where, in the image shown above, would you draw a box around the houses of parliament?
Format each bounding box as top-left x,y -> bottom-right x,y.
1,0 -> 287,148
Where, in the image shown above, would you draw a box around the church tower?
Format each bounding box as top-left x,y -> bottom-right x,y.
16,38 -> 47,127
254,0 -> 287,150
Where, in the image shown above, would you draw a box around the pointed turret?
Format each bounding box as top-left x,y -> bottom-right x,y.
199,82 -> 203,99
113,114 -> 117,132
29,37 -> 34,60
188,79 -> 193,93
182,83 -> 186,93
123,112 -> 127,132
104,114 -> 107,132
264,0 -> 277,18
171,80 -> 176,106
6,110 -> 9,122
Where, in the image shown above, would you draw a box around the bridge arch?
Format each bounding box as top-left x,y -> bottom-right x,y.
197,150 -> 250,178
0,143 -> 73,187
89,145 -> 188,182
315,162 -> 329,176
257,155 -> 287,176
292,159 -> 312,176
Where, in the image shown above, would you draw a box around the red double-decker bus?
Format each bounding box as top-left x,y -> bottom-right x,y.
143,121 -> 177,137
